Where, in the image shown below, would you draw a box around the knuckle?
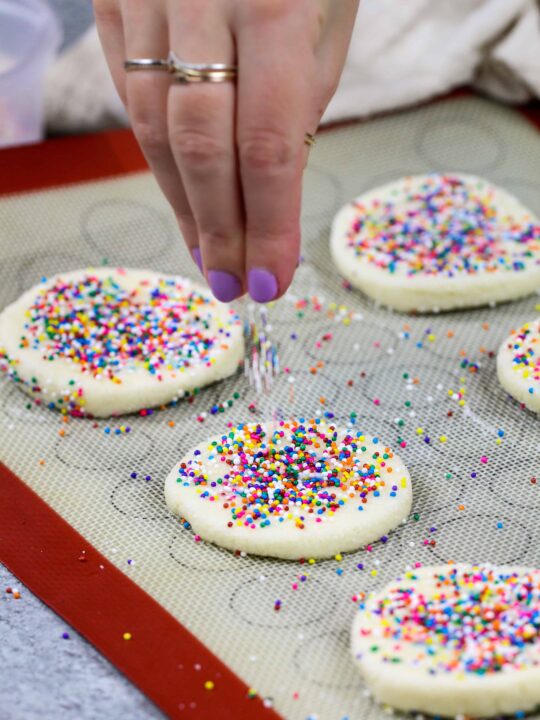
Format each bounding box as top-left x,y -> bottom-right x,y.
247,0 -> 314,24
247,228 -> 300,248
92,0 -> 120,25
172,91 -> 221,128
169,127 -> 228,170
200,229 -> 233,249
239,132 -> 294,174
250,0 -> 289,20
320,73 -> 340,106
131,119 -> 169,157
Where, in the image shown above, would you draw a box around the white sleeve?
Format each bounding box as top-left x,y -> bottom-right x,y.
45,1 -> 539,134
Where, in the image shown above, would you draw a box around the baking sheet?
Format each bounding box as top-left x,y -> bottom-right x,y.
1,96 -> 540,719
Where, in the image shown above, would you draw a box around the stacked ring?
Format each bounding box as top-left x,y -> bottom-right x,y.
123,58 -> 169,72
168,51 -> 237,83
123,56 -> 316,146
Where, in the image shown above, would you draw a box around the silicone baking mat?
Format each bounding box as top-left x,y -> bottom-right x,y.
1,95 -> 540,720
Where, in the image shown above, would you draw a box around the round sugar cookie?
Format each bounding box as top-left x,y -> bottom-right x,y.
165,419 -> 412,560
331,173 -> 540,312
0,268 -> 243,417
497,317 -> 540,412
351,564 -> 540,718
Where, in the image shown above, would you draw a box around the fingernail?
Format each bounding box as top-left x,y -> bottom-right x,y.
248,268 -> 278,303
208,270 -> 242,302
191,248 -> 203,273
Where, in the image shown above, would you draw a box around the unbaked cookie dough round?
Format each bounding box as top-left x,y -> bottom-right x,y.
498,318 -> 540,412
331,173 -> 540,312
351,564 -> 540,718
165,419 -> 412,559
0,268 -> 243,417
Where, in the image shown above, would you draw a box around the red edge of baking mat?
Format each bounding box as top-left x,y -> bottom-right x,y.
0,119 -> 281,718
0,463 -> 279,720
0,90 -> 538,718
0,128 -> 148,196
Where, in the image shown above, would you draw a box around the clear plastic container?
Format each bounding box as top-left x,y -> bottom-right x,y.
0,0 -> 62,148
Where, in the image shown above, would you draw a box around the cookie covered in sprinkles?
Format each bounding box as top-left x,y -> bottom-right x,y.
498,317 -> 540,413
164,418 -> 412,559
331,173 -> 540,312
351,564 -> 540,718
0,268 -> 243,417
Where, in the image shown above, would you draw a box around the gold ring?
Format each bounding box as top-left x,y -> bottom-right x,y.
304,132 -> 316,147
172,69 -> 237,84
168,51 -> 237,84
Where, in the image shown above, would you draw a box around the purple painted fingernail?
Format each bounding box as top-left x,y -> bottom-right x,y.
248,268 -> 278,303
191,248 -> 203,273
208,270 -> 242,302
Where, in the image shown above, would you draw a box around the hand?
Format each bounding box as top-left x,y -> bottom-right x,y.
93,0 -> 359,302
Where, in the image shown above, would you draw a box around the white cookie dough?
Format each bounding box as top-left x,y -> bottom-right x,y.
331,173 -> 540,312
351,564 -> 540,718
498,317 -> 540,412
0,268 -> 243,417
165,419 -> 412,559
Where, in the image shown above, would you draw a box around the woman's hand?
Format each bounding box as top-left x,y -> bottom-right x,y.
93,0 -> 359,302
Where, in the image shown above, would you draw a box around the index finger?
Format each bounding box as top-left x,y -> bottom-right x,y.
236,1 -> 318,302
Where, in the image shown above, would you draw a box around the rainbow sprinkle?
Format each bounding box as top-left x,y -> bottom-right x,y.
356,565 -> 540,675
504,319 -> 540,396
0,270 -> 241,415
175,419 -> 408,530
244,304 -> 279,394
347,174 -> 540,276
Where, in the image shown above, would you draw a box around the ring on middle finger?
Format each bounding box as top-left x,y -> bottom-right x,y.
168,51 -> 237,84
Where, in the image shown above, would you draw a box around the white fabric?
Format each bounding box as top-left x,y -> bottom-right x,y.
45,0 -> 540,132
45,24 -> 127,133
